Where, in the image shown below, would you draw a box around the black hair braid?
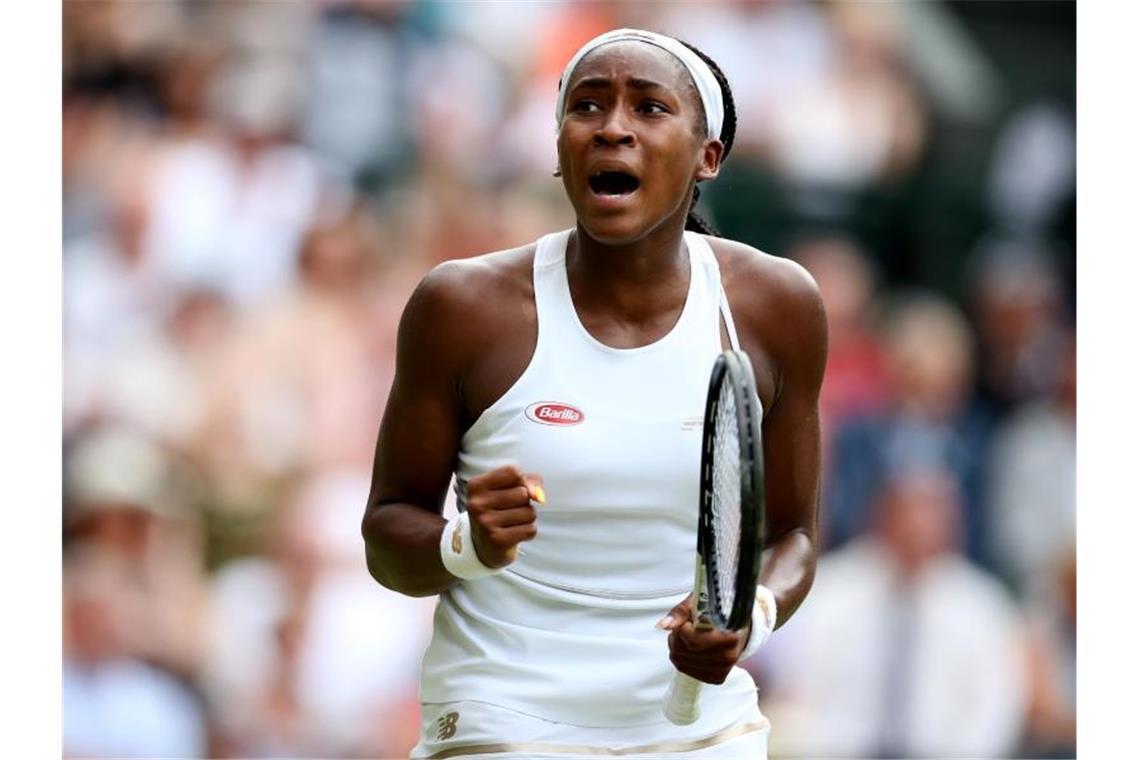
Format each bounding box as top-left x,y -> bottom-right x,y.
678,40 -> 736,237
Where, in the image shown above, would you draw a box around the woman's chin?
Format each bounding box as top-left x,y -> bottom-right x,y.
577,213 -> 654,246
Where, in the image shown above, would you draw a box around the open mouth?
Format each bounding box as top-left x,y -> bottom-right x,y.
588,170 -> 640,196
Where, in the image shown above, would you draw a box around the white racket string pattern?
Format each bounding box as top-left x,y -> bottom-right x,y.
710,383 -> 742,619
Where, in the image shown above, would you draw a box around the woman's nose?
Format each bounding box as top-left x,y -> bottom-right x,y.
593,107 -> 636,147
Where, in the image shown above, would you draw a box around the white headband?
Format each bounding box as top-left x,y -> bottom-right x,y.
555,28 -> 724,141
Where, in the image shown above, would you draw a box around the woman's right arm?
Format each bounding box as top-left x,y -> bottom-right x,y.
362,263 -> 470,597
361,261 -> 541,597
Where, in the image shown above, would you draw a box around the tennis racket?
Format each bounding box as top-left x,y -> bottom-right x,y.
663,349 -> 765,725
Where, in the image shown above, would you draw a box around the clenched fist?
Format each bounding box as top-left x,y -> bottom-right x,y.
466,465 -> 545,569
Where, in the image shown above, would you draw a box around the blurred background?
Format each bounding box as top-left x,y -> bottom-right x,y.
61,1 -> 1075,758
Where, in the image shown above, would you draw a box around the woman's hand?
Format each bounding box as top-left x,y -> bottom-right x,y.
658,594 -> 751,685
466,466 -> 545,568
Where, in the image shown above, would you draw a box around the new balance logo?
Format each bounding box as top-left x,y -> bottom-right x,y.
437,711 -> 459,741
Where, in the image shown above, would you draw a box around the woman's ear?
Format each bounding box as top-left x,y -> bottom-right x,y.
695,139 -> 725,182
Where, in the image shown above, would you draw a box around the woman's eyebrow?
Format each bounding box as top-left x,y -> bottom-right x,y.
569,76 -> 672,93
626,77 -> 670,92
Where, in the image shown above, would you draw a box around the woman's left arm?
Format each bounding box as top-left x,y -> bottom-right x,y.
662,248 -> 828,681
748,258 -> 828,627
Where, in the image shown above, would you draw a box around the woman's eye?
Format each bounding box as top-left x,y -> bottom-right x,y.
571,100 -> 601,113
639,101 -> 669,114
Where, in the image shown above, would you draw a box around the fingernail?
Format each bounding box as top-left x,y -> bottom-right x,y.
530,485 -> 546,504
655,615 -> 674,630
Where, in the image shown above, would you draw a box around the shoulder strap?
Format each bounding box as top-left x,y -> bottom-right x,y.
685,232 -> 741,352
534,228 -> 572,268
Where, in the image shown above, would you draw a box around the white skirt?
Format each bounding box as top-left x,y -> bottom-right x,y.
411,698 -> 770,759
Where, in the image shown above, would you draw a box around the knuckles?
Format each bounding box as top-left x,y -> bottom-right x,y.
466,493 -> 487,516
485,525 -> 510,546
667,630 -> 741,685
465,468 -> 541,566
466,486 -> 533,516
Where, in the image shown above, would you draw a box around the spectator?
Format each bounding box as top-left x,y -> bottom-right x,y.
762,2 -> 926,193
758,466 -> 1027,758
141,24 -> 343,309
64,426 -> 209,679
64,166 -> 173,435
791,235 -> 890,447
967,236 -> 1071,414
190,204 -> 396,501
202,471 -> 433,757
987,330 -> 1075,593
302,4 -> 420,189
1019,544 -> 1076,758
826,293 -> 993,566
64,545 -> 209,758
66,285 -> 234,447
987,100 -> 1076,238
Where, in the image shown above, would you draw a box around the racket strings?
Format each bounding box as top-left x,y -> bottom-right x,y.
710,381 -> 742,621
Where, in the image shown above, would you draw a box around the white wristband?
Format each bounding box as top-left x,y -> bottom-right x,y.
740,586 -> 778,660
440,511 -> 501,581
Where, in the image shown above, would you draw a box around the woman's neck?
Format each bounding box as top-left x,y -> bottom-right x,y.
566,220 -> 692,324
568,219 -> 690,281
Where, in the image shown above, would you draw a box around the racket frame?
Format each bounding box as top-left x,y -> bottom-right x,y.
664,350 -> 765,726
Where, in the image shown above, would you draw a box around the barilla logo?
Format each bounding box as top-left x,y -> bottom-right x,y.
525,401 -> 585,426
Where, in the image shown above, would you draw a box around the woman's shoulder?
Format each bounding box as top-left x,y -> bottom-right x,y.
701,235 -> 827,388
701,235 -> 820,307
403,243 -> 536,325
416,242 -> 539,307
701,235 -> 824,337
396,242 -> 539,364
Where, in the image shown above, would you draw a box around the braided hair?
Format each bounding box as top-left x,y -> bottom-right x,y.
677,41 -> 736,237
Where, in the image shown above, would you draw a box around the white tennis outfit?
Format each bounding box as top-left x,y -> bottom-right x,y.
413,229 -> 768,759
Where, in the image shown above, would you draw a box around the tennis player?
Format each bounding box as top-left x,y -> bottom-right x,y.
363,28 -> 826,759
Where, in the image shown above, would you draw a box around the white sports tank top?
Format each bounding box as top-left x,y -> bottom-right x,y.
418,229 -> 757,728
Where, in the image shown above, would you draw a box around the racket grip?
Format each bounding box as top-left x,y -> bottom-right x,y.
663,671 -> 704,725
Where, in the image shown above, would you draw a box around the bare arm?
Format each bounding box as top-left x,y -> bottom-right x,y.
362,263 -> 468,597
749,258 -> 828,627
362,257 -> 543,597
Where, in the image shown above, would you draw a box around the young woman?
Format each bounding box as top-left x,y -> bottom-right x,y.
362,28 -> 827,759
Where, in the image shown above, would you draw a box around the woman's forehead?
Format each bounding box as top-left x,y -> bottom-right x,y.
566,40 -> 690,92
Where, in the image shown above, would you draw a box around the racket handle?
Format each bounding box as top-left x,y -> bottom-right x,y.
663,671 -> 704,725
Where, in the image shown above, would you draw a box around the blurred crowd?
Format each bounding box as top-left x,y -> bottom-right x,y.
62,1 -> 1075,758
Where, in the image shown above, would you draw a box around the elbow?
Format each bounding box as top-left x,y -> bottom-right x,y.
361,508 -> 398,591
363,538 -> 396,590
361,507 -> 444,598
364,549 -> 441,598
364,538 -> 435,596
364,550 -> 387,588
